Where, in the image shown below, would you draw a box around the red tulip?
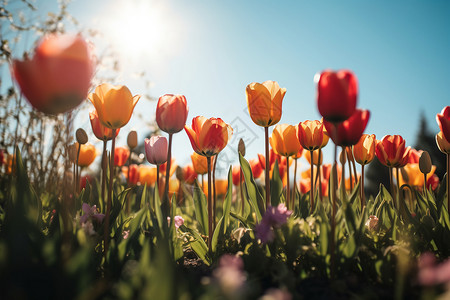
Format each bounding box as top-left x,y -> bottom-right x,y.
182,164 -> 198,184
317,70 -> 358,123
436,106 -> 450,143
323,109 -> 370,146
156,94 -> 189,134
427,174 -> 439,191
114,147 -> 130,167
144,136 -> 168,166
408,148 -> 422,164
89,110 -> 119,141
249,158 -> 264,179
232,165 -> 244,186
375,135 -> 411,168
12,34 -> 95,115
184,116 -> 232,157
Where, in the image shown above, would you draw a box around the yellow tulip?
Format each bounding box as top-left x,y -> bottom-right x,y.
88,83 -> 140,129
436,131 -> 450,154
304,149 -> 323,165
191,152 -> 208,175
246,81 -> 286,127
77,143 -> 97,167
353,134 -> 376,165
297,120 -> 324,151
269,124 -> 302,157
399,163 -> 436,187
139,165 -> 157,186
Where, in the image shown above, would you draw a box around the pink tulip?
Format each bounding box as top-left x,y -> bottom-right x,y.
156,94 -> 189,134
145,136 -> 168,165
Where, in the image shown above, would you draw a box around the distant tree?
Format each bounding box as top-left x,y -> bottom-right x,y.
364,156 -> 390,198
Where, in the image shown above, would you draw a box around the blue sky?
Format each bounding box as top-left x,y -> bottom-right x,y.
6,0 -> 450,177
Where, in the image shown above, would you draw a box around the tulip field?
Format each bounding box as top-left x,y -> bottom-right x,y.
3,31 -> 450,300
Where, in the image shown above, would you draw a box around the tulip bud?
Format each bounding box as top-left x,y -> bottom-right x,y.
238,138 -> 246,157
76,128 -> 88,144
365,215 -> 379,231
176,166 -> 184,182
419,151 -> 432,175
339,149 -> 347,165
127,130 -> 138,150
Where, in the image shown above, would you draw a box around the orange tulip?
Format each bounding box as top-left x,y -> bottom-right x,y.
88,83 -> 140,129
202,179 -> 228,197
114,147 -> 130,167
90,110 -> 119,141
156,94 -> 189,134
185,116 -> 233,157
399,163 -> 436,188
191,152 -> 208,175
160,158 -> 177,177
353,134 -> 376,165
375,135 -> 411,168
77,143 -> 97,167
246,81 -> 286,127
160,179 -> 180,199
297,120 -> 324,151
139,166 -> 157,186
12,34 -> 95,115
270,124 -> 302,157
436,131 -> 450,154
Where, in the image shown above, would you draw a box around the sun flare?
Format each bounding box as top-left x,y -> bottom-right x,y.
101,0 -> 167,58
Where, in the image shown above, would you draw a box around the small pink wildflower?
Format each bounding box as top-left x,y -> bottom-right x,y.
80,203 -> 105,224
255,204 -> 292,243
167,215 -> 185,229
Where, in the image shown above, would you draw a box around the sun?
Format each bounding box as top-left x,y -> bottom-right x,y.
101,0 -> 167,59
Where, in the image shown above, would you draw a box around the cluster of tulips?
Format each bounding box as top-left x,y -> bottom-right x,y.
9,33 -> 450,262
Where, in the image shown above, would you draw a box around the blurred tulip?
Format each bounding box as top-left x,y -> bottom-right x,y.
12,34 -> 95,115
203,179 -> 228,196
297,120 -> 324,151
408,148 -> 422,164
182,164 -> 197,184
317,70 -> 358,123
4,154 -> 14,174
353,134 -> 376,165
304,149 -> 323,165
185,116 -> 233,157
191,152 -> 208,175
270,124 -> 302,157
139,166 -> 157,186
156,94 -> 189,134
77,143 -> 97,167
321,123 -> 330,148
427,174 -> 439,191
90,110 -> 119,141
159,158 -> 177,177
246,81 -> 286,127
80,175 -> 92,190
436,131 -> 450,154
114,147 -> 130,167
436,106 -> 450,143
399,163 -> 436,188
232,165 -> 244,186
88,83 -> 140,129
324,109 -> 370,146
127,164 -> 140,185
0,150 -> 4,167
376,135 -> 411,168
145,136 -> 168,165
250,158 -> 264,179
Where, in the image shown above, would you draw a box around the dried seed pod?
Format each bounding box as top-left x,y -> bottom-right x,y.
339,149 -> 347,165
176,166 -> 184,182
419,151 -> 432,174
127,130 -> 138,150
76,128 -> 88,144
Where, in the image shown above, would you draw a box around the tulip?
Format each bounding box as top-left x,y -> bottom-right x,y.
246,81 -> 286,127
376,135 -> 411,168
270,124 -> 301,157
427,174 -> 439,191
437,106 -> 450,143
399,163 -> 436,188
139,166 -> 157,186
145,136 -> 168,166
182,164 -> 198,185
191,152 -> 209,175
317,70 -> 358,123
114,147 -> 130,167
250,158 -> 264,179
159,158 -> 177,177
408,148 -> 422,164
12,34 -> 95,115
436,132 -> 450,154
304,149 -> 323,166
376,135 -> 411,206
90,110 -> 119,141
88,83 -> 140,129
246,80 -> 286,208
185,116 -> 232,157
353,134 -> 376,165
156,94 -> 189,134
185,116 -> 232,251
77,143 -> 97,167
297,120 -> 324,151
232,165 -> 244,186
353,134 -> 376,207
323,109 -> 370,147
124,164 -> 140,186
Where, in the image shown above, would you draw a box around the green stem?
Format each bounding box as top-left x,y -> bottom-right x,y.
164,133 -> 173,218
207,156 -> 212,252
101,140 -> 107,208
361,165 -> 365,208
213,155 -> 218,231
104,129 -> 117,257
309,150 -> 314,213
265,126 -> 270,208
286,156 -> 290,211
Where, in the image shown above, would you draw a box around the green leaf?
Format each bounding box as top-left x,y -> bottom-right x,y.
180,225 -> 211,265
270,161 -> 283,207
153,184 -> 164,236
239,153 -> 263,222
193,180 -> 208,235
